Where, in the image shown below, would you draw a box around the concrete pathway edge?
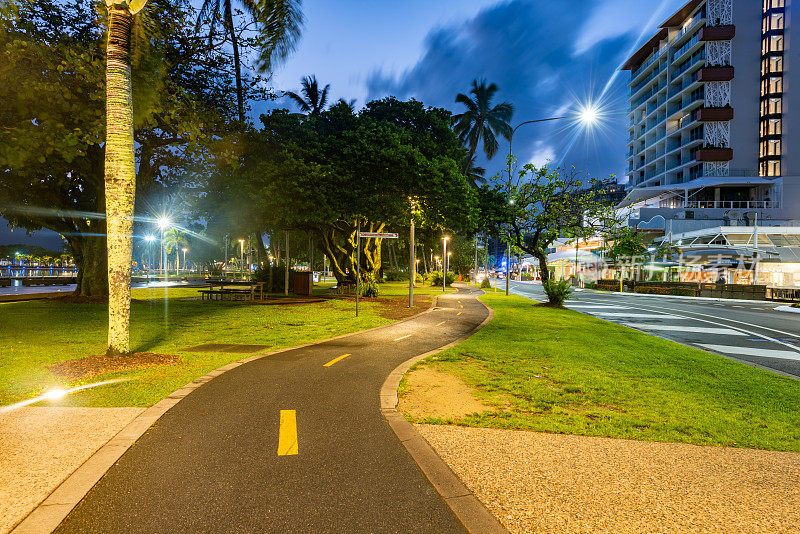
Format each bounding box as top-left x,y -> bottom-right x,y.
379,291 -> 509,534
11,295 -> 442,534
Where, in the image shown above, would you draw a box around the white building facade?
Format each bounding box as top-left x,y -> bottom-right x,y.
620,0 -> 798,234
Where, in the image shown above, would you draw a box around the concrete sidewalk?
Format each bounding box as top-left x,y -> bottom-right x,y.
0,407 -> 143,533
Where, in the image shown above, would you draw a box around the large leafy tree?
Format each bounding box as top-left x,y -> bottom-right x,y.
196,0 -> 303,122
452,79 -> 514,172
0,0 -> 246,299
285,74 -> 329,116
201,98 -> 477,286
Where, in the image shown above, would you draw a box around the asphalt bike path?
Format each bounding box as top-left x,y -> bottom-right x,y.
56,287 -> 489,533
508,280 -> 800,379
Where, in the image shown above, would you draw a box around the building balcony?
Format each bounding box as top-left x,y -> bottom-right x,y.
695,148 -> 733,162
684,200 -> 777,210
699,25 -> 735,41
698,107 -> 734,121
697,66 -> 734,82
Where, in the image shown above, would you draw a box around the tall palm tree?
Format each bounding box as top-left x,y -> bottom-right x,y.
164,228 -> 188,275
452,79 -> 514,169
104,0 -> 147,356
196,0 -> 304,123
465,154 -> 487,187
285,75 -> 329,116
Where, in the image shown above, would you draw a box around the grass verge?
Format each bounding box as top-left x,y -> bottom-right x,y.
403,292 -> 800,452
0,283 -> 431,408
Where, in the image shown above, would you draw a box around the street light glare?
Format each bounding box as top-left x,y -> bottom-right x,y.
43,388 -> 67,401
157,217 -> 171,229
144,235 -> 155,242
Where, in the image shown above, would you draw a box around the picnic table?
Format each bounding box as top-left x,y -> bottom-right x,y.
200,280 -> 266,302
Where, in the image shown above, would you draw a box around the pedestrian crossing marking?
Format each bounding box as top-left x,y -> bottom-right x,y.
698,344 -> 800,361
624,325 -> 747,336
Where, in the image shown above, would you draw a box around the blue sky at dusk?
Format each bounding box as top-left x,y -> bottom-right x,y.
2,0 -> 686,247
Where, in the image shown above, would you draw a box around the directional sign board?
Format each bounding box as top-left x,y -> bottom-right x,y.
358,232 -> 398,239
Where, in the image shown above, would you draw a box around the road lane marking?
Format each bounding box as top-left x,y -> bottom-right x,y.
698,344 -> 800,361
622,324 -> 747,336
277,410 -> 298,455
594,312 -> 680,319
567,304 -> 628,309
323,354 -> 350,367
456,311 -> 462,316
436,321 -> 447,326
394,334 -> 412,341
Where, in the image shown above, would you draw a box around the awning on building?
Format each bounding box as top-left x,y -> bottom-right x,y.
618,176 -> 776,208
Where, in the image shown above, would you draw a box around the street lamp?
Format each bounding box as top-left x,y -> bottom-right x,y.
442,236 -> 449,293
238,239 -> 245,280
182,248 -> 188,279
157,217 -> 171,282
144,235 -> 156,283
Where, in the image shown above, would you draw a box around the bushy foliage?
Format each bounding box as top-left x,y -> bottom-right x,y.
415,272 -> 424,284
427,270 -> 456,287
542,278 -> 573,306
361,278 -> 379,297
480,277 -> 492,289
384,270 -> 408,282
634,286 -> 696,296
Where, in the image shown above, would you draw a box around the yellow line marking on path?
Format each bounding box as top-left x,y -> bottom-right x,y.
457,311 -> 462,316
394,334 -> 412,341
323,353 -> 350,367
436,321 -> 447,326
277,410 -> 298,456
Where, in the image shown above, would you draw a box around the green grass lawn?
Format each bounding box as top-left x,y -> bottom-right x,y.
405,293 -> 800,452
0,283 -> 426,408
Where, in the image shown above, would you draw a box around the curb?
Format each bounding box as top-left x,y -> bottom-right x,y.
10,292 -> 441,534
379,289 -> 508,534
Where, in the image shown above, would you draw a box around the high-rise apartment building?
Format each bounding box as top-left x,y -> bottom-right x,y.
620,0 -> 797,233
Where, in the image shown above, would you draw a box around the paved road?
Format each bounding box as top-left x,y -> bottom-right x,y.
508,280 -> 800,380
56,288 -> 488,533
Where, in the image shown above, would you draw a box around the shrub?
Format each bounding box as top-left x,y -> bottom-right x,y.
415,272 -> 424,284
384,270 -> 408,282
543,278 -> 573,305
427,270 -> 456,287
634,286 -> 696,297
361,278 -> 379,297
480,277 -> 492,289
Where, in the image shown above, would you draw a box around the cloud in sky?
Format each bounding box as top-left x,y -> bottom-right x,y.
365,0 -> 686,183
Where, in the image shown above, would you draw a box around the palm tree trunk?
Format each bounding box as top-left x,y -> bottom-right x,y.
105,4 -> 136,356
224,0 -> 245,123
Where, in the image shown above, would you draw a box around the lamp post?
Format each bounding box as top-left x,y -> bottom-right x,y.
409,198 -> 416,308
144,235 -> 155,284
157,217 -> 170,282
182,248 -> 188,279
442,236 -> 449,293
505,107 -> 598,294
238,239 -> 245,280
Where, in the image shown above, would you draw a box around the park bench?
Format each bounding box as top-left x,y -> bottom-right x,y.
201,280 -> 266,302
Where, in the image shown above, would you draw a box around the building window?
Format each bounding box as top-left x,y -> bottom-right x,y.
762,55 -> 783,75
760,1 -> 785,177
760,118 -> 782,136
761,75 -> 783,94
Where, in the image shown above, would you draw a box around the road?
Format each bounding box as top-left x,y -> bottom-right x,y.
55,288 -> 489,533
507,280 -> 800,380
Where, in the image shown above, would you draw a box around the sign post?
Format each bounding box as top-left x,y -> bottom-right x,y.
355,230 -> 399,317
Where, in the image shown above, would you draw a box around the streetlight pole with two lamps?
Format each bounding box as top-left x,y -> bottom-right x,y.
442,236 -> 449,293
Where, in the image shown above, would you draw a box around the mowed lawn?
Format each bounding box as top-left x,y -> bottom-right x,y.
0,283 -> 432,408
408,293 -> 800,452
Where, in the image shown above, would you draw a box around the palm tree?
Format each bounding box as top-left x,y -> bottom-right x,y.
163,228 -> 188,275
452,79 -> 514,169
196,0 -> 304,123
285,75 -> 329,116
336,97 -> 356,113
465,155 -> 487,187
104,0 -> 148,356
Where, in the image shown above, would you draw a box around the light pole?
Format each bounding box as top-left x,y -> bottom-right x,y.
505,107 -> 598,294
238,239 -> 245,280
442,236 -> 449,293
158,217 -> 170,282
409,198 -> 415,308
145,235 -> 155,284
182,248 -> 188,279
